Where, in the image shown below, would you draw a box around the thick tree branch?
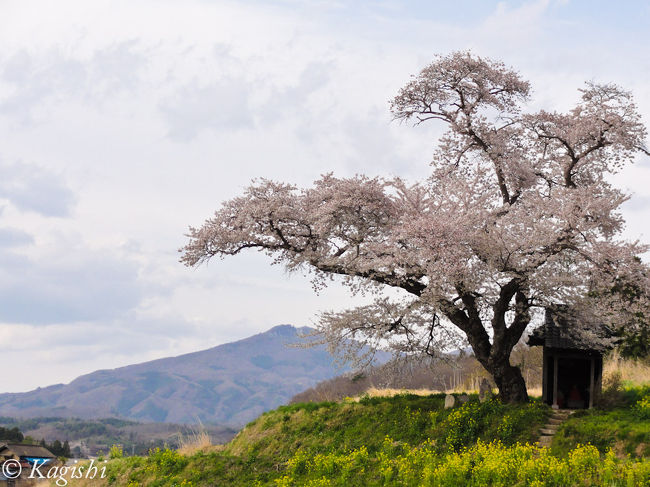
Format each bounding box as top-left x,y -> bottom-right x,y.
312,261 -> 427,296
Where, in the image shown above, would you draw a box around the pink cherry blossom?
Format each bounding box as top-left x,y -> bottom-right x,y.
181,52 -> 649,402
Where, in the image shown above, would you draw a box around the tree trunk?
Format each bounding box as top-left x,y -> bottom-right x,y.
444,283 -> 531,403
488,360 -> 529,403
460,319 -> 530,403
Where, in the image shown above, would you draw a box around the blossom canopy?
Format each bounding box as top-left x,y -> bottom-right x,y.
181,52 -> 649,402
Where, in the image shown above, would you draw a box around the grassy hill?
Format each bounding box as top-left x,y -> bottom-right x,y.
53,387 -> 650,486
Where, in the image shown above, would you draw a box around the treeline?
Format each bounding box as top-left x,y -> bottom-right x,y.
0,425 -> 72,457
0,425 -> 24,443
0,417 -> 237,458
0,416 -> 136,437
40,438 -> 71,457
291,343 -> 543,403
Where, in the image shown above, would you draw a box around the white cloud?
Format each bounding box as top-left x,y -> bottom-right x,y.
160,78 -> 255,141
0,227 -> 33,248
0,245 -> 143,324
0,43 -> 147,126
0,160 -> 76,217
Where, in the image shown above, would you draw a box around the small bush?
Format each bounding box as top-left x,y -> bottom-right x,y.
148,448 -> 189,475
634,395 -> 650,419
438,398 -> 547,451
109,444 -> 124,459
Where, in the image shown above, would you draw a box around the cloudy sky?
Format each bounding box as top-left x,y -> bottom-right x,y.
0,0 -> 648,392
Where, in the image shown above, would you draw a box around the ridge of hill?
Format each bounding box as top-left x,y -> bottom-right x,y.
0,325 -> 350,426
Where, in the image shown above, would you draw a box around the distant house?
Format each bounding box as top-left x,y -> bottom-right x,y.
0,443 -> 56,486
528,306 -> 618,409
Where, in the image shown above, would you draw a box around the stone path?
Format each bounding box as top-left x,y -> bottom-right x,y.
537,409 -> 572,448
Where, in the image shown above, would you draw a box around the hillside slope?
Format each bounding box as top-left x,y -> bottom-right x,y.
58,390 -> 650,486
0,325 -> 348,425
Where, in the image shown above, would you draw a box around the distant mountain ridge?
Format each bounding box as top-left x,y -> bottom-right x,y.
0,325 -> 348,426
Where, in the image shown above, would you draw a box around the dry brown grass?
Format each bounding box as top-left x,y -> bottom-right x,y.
355,383 -> 543,401
603,352 -> 650,386
51,459 -> 111,487
361,387 -> 442,398
177,424 -> 212,456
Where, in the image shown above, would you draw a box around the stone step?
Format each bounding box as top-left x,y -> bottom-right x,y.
540,427 -> 558,436
537,410 -> 572,447
552,410 -> 572,416
550,414 -> 570,421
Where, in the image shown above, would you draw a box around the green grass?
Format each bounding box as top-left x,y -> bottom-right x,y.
101,449 -> 277,487
225,393 -> 548,459
57,389 -> 650,486
552,386 -> 650,458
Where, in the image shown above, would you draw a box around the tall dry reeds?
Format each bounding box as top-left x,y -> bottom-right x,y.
603,351 -> 650,386
177,422 -> 212,455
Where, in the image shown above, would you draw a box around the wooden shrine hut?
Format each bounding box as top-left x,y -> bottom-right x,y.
528,306 -> 618,409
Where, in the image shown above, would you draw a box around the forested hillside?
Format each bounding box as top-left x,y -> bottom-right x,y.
0,325 -> 350,425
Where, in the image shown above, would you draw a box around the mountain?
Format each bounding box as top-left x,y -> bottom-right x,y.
0,325 -> 350,426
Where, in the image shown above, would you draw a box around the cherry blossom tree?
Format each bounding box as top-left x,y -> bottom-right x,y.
181,52 -> 650,402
